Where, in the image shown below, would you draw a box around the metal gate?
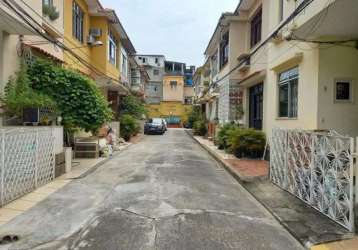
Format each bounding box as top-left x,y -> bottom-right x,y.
0,127 -> 55,206
270,128 -> 355,231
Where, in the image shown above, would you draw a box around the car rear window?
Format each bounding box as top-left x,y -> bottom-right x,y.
152,119 -> 162,124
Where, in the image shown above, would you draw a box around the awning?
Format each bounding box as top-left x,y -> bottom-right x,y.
238,70 -> 265,87
293,0 -> 358,41
0,5 -> 35,35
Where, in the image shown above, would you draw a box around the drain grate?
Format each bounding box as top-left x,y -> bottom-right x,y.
0,235 -> 19,245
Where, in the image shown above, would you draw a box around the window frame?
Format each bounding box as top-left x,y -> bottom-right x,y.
43,0 -> 53,7
250,7 -> 262,48
219,32 -> 229,69
170,81 -> 178,90
277,67 -> 299,118
72,1 -> 84,43
108,29 -> 118,66
334,78 -> 354,103
121,52 -> 128,78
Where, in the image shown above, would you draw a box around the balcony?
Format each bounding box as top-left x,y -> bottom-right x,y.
292,0 -> 358,41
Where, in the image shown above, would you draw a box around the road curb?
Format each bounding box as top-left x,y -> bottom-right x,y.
185,130 -> 257,184
185,130 -> 312,248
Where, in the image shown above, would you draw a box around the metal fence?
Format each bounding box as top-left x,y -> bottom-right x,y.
0,127 -> 55,206
270,128 -> 355,232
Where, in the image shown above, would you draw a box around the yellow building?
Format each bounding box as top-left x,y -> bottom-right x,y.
64,0 -> 136,116
147,61 -> 195,126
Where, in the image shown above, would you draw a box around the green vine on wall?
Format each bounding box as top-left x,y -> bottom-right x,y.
27,59 -> 113,134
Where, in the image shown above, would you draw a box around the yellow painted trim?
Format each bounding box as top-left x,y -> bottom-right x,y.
311,245 -> 331,250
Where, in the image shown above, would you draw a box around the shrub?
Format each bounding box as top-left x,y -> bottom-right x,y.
193,120 -> 207,136
215,123 -> 238,150
228,128 -> 266,159
120,114 -> 138,141
187,106 -> 202,128
27,58 -> 113,134
119,95 -> 146,120
1,62 -> 56,117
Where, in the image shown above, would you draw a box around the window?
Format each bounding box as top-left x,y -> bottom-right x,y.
185,97 -> 193,105
153,69 -> 159,76
108,30 -> 117,65
170,81 -> 177,90
122,53 -> 127,77
250,8 -> 262,48
43,0 -> 53,7
72,1 -> 84,43
279,0 -> 284,22
220,32 -> 229,69
155,58 -> 159,64
142,58 -> 146,63
278,67 -> 298,118
335,79 -> 353,102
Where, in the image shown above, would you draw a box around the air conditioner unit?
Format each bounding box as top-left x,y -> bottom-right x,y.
237,54 -> 251,72
89,28 -> 102,37
87,35 -> 96,45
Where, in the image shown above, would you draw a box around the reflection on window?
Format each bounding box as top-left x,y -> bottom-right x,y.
278,67 -> 298,118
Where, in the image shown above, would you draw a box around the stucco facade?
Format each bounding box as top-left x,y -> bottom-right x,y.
198,0 -> 358,138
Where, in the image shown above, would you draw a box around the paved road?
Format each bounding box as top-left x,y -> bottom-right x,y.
0,129 -> 303,250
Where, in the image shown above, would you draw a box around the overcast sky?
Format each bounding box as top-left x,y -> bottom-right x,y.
101,0 -> 239,67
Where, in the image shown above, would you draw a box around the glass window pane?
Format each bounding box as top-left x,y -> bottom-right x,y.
336,81 -> 350,100
279,84 -> 288,117
289,79 -> 298,117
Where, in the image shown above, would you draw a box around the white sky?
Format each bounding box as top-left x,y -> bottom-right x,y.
100,0 -> 239,67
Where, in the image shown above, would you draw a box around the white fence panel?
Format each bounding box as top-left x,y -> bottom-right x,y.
270,128 -> 355,232
0,127 -> 55,206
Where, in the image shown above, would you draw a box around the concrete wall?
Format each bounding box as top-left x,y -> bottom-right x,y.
317,44 -> 358,137
163,75 -> 184,102
145,81 -> 162,104
147,102 -> 193,124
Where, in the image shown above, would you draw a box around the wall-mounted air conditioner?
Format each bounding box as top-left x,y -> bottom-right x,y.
90,28 -> 102,37
87,35 -> 96,45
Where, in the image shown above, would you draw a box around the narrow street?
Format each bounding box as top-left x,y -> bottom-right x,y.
0,129 -> 302,250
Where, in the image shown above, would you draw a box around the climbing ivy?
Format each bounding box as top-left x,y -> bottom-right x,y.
27,59 -> 113,133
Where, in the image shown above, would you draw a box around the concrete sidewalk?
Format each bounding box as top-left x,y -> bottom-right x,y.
0,140 -> 137,227
188,132 -> 354,249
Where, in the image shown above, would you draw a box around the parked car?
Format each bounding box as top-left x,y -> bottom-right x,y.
144,118 -> 166,135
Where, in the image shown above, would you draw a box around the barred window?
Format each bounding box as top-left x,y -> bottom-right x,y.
72,1 -> 84,43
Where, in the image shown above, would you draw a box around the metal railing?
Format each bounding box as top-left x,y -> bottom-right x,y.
270,128 -> 355,231
0,127 -> 55,206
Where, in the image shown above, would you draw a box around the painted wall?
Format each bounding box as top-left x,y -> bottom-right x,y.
317,44 -> 358,137
265,41 -> 320,137
64,0 -> 92,75
145,81 -> 162,104
147,102 -> 193,124
163,75 -> 184,102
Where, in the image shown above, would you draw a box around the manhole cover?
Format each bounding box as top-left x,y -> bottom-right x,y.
0,235 -> 19,245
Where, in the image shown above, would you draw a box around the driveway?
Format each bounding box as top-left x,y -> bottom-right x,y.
0,129 -> 303,250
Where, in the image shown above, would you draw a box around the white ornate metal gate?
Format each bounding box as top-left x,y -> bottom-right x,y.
270,128 -> 355,231
0,127 -> 55,206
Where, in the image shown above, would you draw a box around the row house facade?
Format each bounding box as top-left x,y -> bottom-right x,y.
0,0 -> 142,120
198,0 -> 358,138
64,0 -> 137,117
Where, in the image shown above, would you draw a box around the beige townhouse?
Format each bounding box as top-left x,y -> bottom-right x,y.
200,0 -> 358,138
0,0 -> 63,93
264,0 -> 358,137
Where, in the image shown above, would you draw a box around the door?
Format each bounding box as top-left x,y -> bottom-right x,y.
108,91 -> 119,116
249,83 -> 263,130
